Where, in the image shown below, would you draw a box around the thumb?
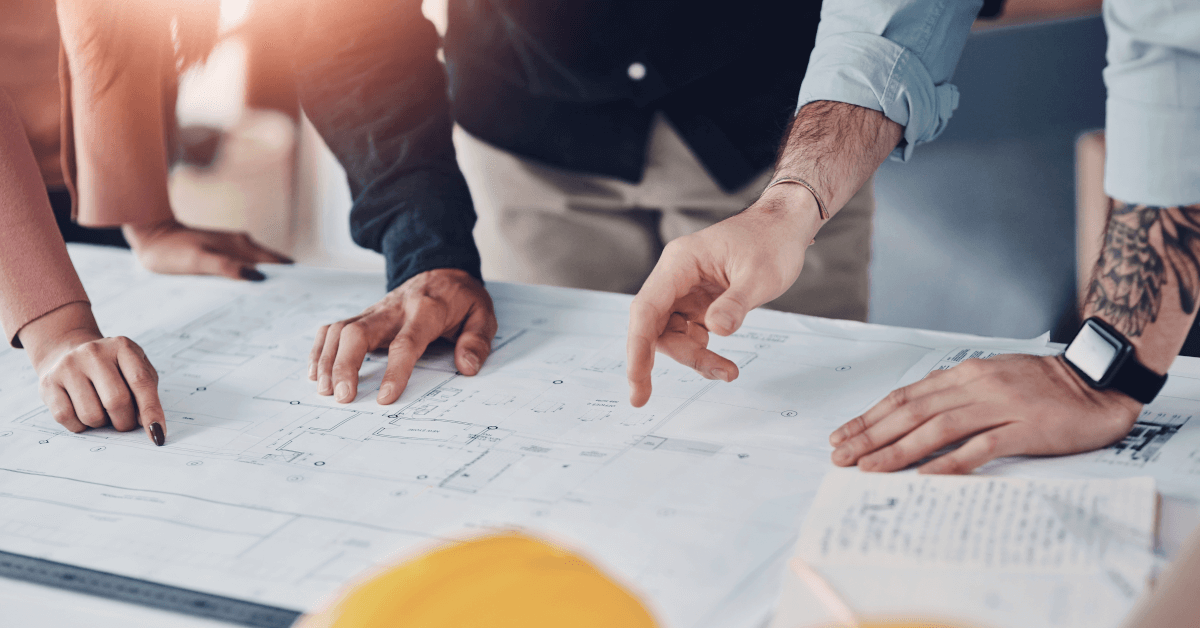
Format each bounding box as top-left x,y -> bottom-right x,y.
454,307 -> 497,376
705,281 -> 775,336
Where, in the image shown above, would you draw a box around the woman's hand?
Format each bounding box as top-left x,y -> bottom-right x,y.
123,219 -> 292,281
18,303 -> 167,445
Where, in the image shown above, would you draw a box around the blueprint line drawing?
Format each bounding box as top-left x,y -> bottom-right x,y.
1,246 -> 1197,628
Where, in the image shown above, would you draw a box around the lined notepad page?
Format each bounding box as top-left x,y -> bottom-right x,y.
796,471 -> 1158,574
772,470 -> 1159,628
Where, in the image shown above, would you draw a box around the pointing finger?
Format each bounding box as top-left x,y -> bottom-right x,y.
116,340 -> 166,446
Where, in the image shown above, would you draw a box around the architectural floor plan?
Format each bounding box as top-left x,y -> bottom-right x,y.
0,246 -> 1197,627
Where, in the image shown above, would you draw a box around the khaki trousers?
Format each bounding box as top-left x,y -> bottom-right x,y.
455,115 -> 874,321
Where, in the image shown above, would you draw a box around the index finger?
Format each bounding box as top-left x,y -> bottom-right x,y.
627,255 -> 699,407
116,341 -> 166,446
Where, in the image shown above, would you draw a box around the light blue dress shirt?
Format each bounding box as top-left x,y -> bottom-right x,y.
796,0 -> 983,162
1103,1 -> 1200,207
799,0 -> 1200,207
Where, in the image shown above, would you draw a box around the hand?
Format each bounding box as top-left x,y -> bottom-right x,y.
310,269 -> 497,404
123,219 -> 292,281
828,354 -> 1142,474
626,185 -> 821,407
18,303 -> 166,445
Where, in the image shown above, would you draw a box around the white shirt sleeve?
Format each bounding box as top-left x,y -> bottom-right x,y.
1103,0 -> 1200,207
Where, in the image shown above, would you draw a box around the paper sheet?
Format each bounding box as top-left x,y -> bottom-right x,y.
773,470 -> 1159,628
795,471 -> 1157,573
0,246 -> 1059,627
0,246 -> 1188,628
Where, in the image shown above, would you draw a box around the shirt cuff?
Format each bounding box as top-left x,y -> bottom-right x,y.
1104,96 -> 1200,207
796,32 -> 960,162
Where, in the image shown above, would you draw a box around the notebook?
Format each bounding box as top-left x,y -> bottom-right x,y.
771,469 -> 1159,628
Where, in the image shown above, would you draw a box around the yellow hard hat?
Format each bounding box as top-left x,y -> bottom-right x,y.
299,532 -> 659,628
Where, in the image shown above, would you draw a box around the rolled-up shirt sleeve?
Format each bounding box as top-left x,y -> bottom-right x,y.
1103,0 -> 1200,207
796,0 -> 983,161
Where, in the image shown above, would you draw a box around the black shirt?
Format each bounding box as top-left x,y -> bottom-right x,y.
293,0 -> 996,291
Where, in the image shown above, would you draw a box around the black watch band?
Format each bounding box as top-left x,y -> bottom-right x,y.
1109,355 -> 1167,404
1063,317 -> 1167,404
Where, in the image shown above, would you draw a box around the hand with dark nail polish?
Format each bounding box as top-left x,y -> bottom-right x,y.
239,267 -> 267,282
148,422 -> 166,446
122,219 -> 291,281
18,303 -> 169,442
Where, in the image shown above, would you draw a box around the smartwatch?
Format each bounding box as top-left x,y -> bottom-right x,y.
1061,317 -> 1167,404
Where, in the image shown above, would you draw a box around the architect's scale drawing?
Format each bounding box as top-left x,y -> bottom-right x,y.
2,247 -> 1199,627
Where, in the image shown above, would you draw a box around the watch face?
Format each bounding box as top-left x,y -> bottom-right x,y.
1064,321 -> 1122,383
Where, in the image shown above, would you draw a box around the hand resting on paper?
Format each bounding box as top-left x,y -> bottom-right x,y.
18,302 -> 167,445
828,353 -> 1141,474
309,268 -> 497,405
123,219 -> 292,281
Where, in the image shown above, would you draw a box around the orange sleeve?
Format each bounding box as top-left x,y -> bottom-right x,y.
0,89 -> 89,347
55,0 -> 175,228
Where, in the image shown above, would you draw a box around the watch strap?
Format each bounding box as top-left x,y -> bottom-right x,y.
1110,355 -> 1168,404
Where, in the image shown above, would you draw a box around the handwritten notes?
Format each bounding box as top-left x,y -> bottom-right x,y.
797,470 -> 1157,573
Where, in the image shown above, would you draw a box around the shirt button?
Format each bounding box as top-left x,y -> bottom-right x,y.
627,62 -> 647,81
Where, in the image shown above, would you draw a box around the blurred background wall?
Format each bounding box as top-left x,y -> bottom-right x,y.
171,4 -> 1108,340
870,16 -> 1106,340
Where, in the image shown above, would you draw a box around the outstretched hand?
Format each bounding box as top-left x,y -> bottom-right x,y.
310,269 -> 496,405
124,219 -> 292,281
626,185 -> 820,407
828,353 -> 1142,474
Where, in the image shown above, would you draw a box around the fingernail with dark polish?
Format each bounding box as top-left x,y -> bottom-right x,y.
149,422 -> 165,447
240,267 -> 266,282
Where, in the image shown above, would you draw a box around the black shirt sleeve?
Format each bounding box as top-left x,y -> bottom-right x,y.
293,0 -> 481,291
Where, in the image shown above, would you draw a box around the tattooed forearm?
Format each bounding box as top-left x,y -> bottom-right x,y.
1085,201 -> 1200,337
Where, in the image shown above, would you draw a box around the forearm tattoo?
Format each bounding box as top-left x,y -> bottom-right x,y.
1085,201 -> 1200,336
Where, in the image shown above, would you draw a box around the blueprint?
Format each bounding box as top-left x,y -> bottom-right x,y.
0,246 -> 1193,628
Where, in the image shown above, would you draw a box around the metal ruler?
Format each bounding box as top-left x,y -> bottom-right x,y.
0,550 -> 302,627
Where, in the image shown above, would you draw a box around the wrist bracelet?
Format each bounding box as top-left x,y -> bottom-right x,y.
762,176 -> 830,220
